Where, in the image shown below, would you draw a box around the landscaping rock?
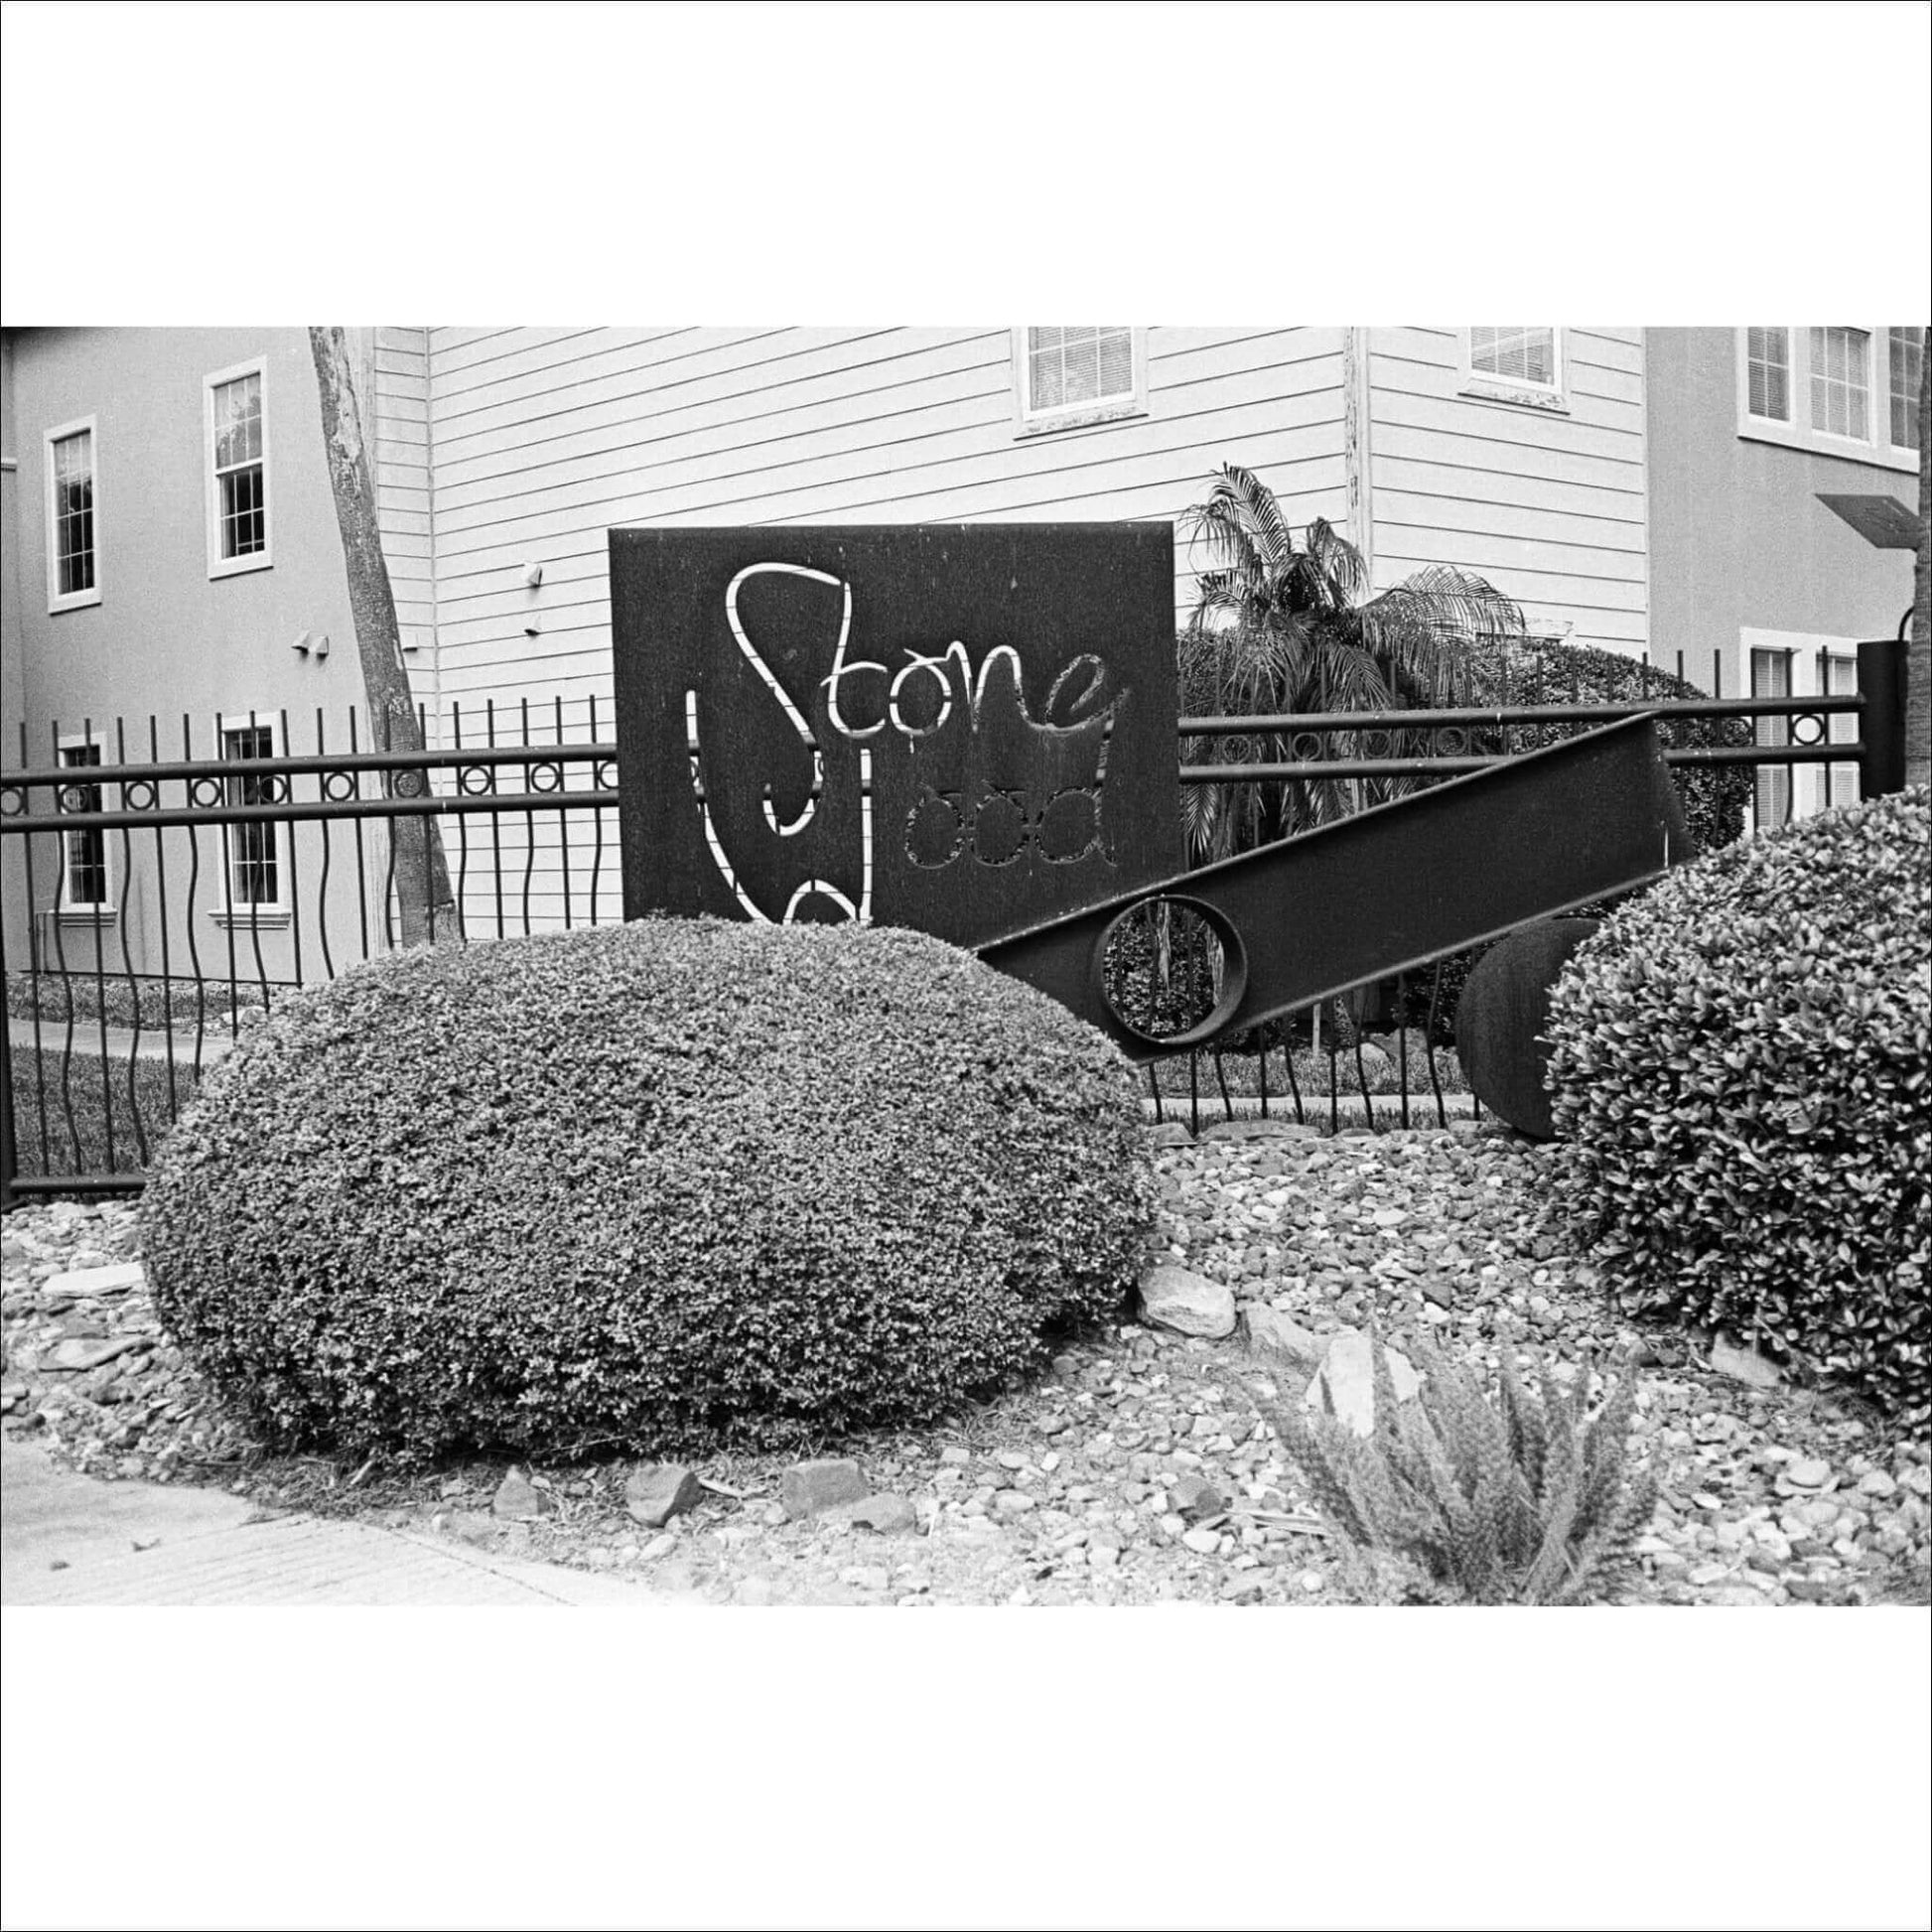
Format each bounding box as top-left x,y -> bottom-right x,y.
781,1458 -> 869,1520
1243,1307 -> 1324,1361
1198,1118 -> 1321,1143
824,1493 -> 917,1536
625,1462 -> 703,1529
1145,1123 -> 1194,1146
43,1336 -> 147,1374
1710,1332 -> 1783,1390
490,1467 -> 544,1520
1167,1474 -> 1226,1522
1138,1263 -> 1237,1340
1305,1330 -> 1423,1439
43,1261 -> 146,1301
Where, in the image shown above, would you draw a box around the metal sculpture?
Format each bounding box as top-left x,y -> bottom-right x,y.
610,524 -> 1687,1126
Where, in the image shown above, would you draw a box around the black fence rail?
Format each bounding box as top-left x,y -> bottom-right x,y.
0,639 -> 1910,1201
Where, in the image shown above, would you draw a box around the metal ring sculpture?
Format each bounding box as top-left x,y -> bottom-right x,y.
1790,710 -> 1827,749
1092,893 -> 1250,1053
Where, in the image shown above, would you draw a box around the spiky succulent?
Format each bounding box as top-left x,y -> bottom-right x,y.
1256,1330 -> 1657,1605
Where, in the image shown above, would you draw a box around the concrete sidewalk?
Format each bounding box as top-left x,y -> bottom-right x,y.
1,1438 -> 694,1606
7,1016 -> 235,1066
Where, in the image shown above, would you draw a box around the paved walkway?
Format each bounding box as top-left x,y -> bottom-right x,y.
7,1017 -> 234,1066
1,1438 -> 695,1606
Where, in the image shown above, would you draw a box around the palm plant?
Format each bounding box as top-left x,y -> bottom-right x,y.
1179,463 -> 1530,862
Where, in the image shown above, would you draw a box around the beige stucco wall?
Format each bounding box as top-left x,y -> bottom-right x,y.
1646,327 -> 1915,688
4,329 -> 380,982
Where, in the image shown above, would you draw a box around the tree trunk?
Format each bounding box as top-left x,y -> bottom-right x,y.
1910,323 -> 1930,790
309,327 -> 462,943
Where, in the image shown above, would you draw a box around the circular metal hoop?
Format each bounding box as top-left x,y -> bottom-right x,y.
0,785 -> 27,818
389,767 -> 428,800
1790,711 -> 1827,749
322,769 -> 360,803
190,776 -> 224,809
594,758 -> 619,792
457,761 -> 497,797
122,778 -> 159,812
526,760 -> 564,794
1432,726 -> 1471,758
57,783 -> 91,814
1289,731 -> 1324,761
1091,893 -> 1251,1054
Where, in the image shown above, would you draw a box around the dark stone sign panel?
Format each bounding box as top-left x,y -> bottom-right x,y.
611,524 -> 1182,948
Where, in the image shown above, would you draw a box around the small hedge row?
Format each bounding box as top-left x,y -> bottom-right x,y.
140,918 -> 1156,1461
1546,788 -> 1930,1428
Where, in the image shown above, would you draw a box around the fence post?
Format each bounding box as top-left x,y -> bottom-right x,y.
1857,637 -> 1907,796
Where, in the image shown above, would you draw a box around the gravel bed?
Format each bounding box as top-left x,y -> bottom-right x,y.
3,1122 -> 1927,1607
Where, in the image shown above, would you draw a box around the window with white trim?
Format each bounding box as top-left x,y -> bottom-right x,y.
1460,328 -> 1567,410
1889,327 -> 1924,450
218,720 -> 284,914
1014,327 -> 1146,431
45,417 -> 99,613
57,739 -> 110,911
1744,327 -> 1791,423
205,360 -> 271,576
1808,327 -> 1870,441
1822,648 -> 1861,809
1735,327 -> 1920,468
1750,647 -> 1792,830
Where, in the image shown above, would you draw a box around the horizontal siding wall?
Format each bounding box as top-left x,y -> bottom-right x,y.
408,325 -> 1346,929
370,327 -> 437,661
1366,327 -> 1648,657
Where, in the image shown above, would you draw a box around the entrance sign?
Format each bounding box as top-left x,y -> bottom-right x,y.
611,525 -> 1182,947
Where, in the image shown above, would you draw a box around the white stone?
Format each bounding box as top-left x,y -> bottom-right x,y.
1710,1331 -> 1782,1390
44,1261 -> 147,1300
1244,1306 -> 1325,1362
1305,1329 -> 1424,1439
1138,1263 -> 1237,1340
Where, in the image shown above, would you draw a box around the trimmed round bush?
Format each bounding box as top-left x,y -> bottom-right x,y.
140,918 -> 1155,1460
1545,788 -> 1930,1427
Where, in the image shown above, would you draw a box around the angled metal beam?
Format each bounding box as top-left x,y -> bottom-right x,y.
979,713 -> 1688,1062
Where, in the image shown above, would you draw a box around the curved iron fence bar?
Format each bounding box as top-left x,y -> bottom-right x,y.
146,716 -> 180,1126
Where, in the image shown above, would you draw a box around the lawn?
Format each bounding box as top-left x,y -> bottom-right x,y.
6,1044 -> 200,1179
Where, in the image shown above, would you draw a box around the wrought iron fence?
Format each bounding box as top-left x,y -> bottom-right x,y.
0,639 -> 1909,1200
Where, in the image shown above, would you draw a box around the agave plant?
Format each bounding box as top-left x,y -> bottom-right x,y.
1179,463 -> 1529,861
1253,1328 -> 1658,1605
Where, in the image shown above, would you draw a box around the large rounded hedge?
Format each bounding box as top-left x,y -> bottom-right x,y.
1545,788 -> 1930,1427
139,918 -> 1156,1460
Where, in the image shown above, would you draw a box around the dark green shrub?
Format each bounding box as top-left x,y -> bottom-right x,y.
139,918 -> 1155,1461
1546,788 -> 1931,1428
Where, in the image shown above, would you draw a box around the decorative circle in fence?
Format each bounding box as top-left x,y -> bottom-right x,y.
594,758 -> 620,792
2,785 -> 31,817
526,760 -> 564,794
1790,711 -> 1827,748
322,769 -> 360,802
388,768 -> 428,799
121,779 -> 159,812
1095,894 -> 1248,1051
1454,916 -> 1601,1141
189,776 -> 223,809
456,761 -> 497,796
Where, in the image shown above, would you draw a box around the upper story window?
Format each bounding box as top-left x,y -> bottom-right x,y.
1744,327 -> 1791,422
205,359 -> 272,577
1460,328 -> 1568,411
1889,328 -> 1924,450
1735,326 -> 1919,472
1013,326 -> 1147,434
1808,327 -> 1870,441
45,416 -> 100,614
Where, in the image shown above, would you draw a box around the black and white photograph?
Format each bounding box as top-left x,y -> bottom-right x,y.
2,5 -> 1928,1931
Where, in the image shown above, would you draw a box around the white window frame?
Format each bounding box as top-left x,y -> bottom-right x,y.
44,415 -> 101,614
204,356 -> 273,579
211,713 -> 291,924
1738,626 -> 1867,833
1011,326 -> 1149,436
1459,328 -> 1569,413
1732,328 -> 1918,474
55,733 -> 114,916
